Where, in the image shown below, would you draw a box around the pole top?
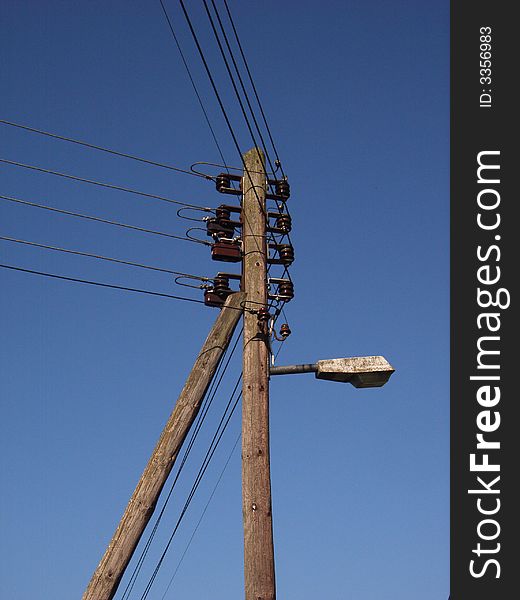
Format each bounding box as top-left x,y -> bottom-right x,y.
243,147 -> 265,166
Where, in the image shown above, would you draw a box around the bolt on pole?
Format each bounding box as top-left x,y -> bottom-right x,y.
241,148 -> 276,600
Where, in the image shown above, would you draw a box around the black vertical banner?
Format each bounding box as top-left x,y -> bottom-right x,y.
451,2 -> 518,599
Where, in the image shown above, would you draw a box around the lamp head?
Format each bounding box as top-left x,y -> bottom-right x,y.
315,356 -> 395,388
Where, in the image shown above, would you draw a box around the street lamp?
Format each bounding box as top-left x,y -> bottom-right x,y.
270,355 -> 395,388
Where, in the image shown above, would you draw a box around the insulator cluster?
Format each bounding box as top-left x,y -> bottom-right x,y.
266,178 -> 291,201
268,243 -> 294,266
257,307 -> 270,323
216,172 -> 290,202
214,274 -> 231,296
267,211 -> 291,235
268,278 -> 294,302
275,214 -> 292,233
205,204 -> 243,261
206,205 -> 235,240
279,323 -> 291,339
276,179 -> 290,200
204,272 -> 241,307
254,306 -> 270,334
278,280 -> 294,300
216,206 -> 231,220
279,245 -> 294,264
206,217 -> 235,240
199,171 -> 295,316
215,173 -> 242,196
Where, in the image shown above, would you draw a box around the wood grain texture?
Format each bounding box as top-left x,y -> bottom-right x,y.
82,291 -> 245,600
241,148 -> 276,600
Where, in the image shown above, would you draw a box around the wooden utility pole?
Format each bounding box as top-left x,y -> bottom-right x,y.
82,291 -> 245,600
241,148 -> 276,600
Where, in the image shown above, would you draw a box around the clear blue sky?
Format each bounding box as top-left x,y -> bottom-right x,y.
0,1 -> 449,599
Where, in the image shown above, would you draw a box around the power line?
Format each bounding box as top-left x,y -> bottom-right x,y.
139,376 -> 243,599
202,0 -> 270,170
203,1 -> 295,292
155,313 -> 291,598
160,432 -> 240,599
222,0 -> 285,177
165,1 -> 294,308
0,194 -> 209,245
2,156 -> 293,285
154,316 -> 285,600
0,263 -> 207,305
0,118 -> 209,180
0,235 -> 204,276
186,0 -> 294,276
176,0 -> 274,272
176,0 -> 243,169
157,0 -> 229,171
0,157 -> 210,210
190,160 -> 277,177
126,319 -> 288,599
173,0 -> 293,305
201,0 -> 288,257
205,0 -> 278,179
0,264 -> 253,314
175,0 -> 262,206
120,326 -> 242,600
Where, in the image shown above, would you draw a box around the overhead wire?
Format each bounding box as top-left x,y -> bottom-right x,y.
138,375 -> 243,599
222,0 -> 286,178
0,5 -> 290,360
175,0 -> 285,290
0,194 -> 209,245
154,307 -> 290,596
201,0 -> 289,263
119,326 -> 243,600
175,0 -> 266,222
163,1 -> 293,324
2,6 -> 293,303
134,299 -> 284,597
202,0 -> 273,177
158,314 -> 291,596
0,235 -> 207,276
203,0 -> 294,264
171,0 -> 292,346
2,10 -> 293,593
2,155 -> 293,286
196,0 -> 295,287
0,157 -> 211,211
205,0 -> 278,181
157,0 -> 229,171
208,0 -> 296,261
0,118 -> 210,180
0,263 -> 208,305
1,239 -> 272,316
201,0 -> 287,244
160,432 -> 240,599
0,264 -> 257,315
190,160 -> 277,178
176,0 -> 250,181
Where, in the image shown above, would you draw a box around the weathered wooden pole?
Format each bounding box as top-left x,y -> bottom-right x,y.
241,148 -> 276,600
82,291 -> 245,600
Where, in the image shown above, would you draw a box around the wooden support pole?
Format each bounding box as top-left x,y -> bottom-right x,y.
241,148 -> 276,600
82,291 -> 245,600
